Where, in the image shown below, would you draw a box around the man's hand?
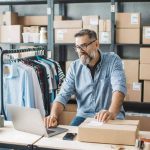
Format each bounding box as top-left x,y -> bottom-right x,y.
94,110 -> 115,123
44,115 -> 58,128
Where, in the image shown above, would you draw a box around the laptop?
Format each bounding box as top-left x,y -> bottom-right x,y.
7,104 -> 68,137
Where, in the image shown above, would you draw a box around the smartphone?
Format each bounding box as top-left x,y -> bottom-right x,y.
63,133 -> 77,141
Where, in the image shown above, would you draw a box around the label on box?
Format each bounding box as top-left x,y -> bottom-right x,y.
132,82 -> 141,91
90,18 -> 98,25
56,30 -> 66,41
88,120 -> 103,126
131,14 -> 139,24
144,28 -> 150,39
100,32 -> 110,43
122,61 -> 125,70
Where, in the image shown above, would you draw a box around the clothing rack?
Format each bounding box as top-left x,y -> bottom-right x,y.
0,47 -> 46,119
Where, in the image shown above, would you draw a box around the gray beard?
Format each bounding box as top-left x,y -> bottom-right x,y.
80,51 -> 96,65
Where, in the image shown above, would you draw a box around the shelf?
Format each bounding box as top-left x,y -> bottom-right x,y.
116,44 -> 150,47
0,43 -> 48,46
0,0 -> 47,5
55,43 -> 111,46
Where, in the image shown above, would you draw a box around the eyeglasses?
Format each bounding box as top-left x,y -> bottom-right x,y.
73,39 -> 97,52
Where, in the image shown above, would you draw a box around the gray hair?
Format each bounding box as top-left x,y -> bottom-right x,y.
74,29 -> 97,40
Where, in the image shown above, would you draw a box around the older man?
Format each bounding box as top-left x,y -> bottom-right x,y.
45,29 -> 126,127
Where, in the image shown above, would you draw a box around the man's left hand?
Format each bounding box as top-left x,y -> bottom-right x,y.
94,110 -> 115,123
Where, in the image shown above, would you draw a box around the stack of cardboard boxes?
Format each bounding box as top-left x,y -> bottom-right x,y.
140,48 -> 150,103
54,17 -> 82,43
82,15 -> 99,36
99,19 -> 111,44
116,13 -> 140,44
122,59 -> 142,102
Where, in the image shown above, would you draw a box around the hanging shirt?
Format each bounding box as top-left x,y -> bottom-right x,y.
54,51 -> 127,119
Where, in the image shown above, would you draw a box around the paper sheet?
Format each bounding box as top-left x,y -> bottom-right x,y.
88,120 -> 104,126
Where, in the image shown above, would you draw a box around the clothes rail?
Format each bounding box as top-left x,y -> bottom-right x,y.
0,47 -> 46,119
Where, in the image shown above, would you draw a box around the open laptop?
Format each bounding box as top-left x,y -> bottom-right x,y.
7,104 -> 68,137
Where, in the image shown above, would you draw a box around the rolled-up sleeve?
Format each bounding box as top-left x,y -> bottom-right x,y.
54,62 -> 76,106
111,55 -> 127,95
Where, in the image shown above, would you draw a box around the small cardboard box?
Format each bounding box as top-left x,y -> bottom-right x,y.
140,48 -> 150,64
0,25 -> 22,43
82,16 -> 99,26
19,16 -> 47,26
116,13 -> 140,28
144,80 -> 150,103
55,28 -> 81,43
99,20 -> 111,32
78,118 -> 139,145
116,28 -> 140,44
122,59 -> 139,84
125,82 -> 142,102
54,20 -> 82,29
2,11 -> 18,25
99,32 -> 111,44
140,64 -> 150,80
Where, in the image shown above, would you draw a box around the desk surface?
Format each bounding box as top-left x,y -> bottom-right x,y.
34,125 -> 137,150
0,121 -> 41,146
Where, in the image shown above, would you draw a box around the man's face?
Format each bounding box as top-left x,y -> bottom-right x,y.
75,35 -> 99,65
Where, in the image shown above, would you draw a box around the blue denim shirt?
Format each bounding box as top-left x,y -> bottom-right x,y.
55,51 -> 127,119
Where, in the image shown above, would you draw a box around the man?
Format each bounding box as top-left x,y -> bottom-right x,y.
45,29 -> 126,127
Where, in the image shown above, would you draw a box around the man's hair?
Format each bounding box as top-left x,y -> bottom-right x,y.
74,29 -> 97,40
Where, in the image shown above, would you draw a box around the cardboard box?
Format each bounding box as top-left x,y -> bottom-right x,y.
2,11 -> 18,25
30,26 -> 40,33
140,64 -> 150,80
18,16 -> 47,26
58,111 -> 76,125
99,20 -> 111,32
126,112 -> 150,131
116,28 -> 140,44
82,16 -> 99,26
64,104 -> 77,112
143,26 -> 150,44
125,82 -> 142,102
54,15 -> 63,21
0,25 -> 22,43
140,48 -> 150,64
83,24 -> 98,36
66,61 -> 73,73
55,28 -> 81,43
99,32 -> 111,44
54,20 -> 82,29
78,118 -> 139,145
122,60 -> 139,83
116,13 -> 140,28
144,80 -> 150,102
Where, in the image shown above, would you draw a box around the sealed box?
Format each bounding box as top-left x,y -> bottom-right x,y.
140,48 -> 150,64
116,13 -> 140,28
1,25 -> 22,43
99,20 -> 111,32
19,16 -> 47,26
140,64 -> 150,80
55,28 -> 81,43
122,59 -> 139,84
99,32 -> 111,44
125,82 -> 142,102
82,16 -> 99,26
116,28 -> 140,44
54,20 -> 82,29
2,11 -> 18,25
143,26 -> 150,44
54,15 -> 64,21
78,118 -> 139,145
144,80 -> 150,102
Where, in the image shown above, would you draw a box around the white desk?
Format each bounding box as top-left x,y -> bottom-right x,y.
0,121 -> 42,149
33,125 -> 137,150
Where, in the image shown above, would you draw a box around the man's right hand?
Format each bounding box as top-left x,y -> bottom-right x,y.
44,115 -> 58,128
